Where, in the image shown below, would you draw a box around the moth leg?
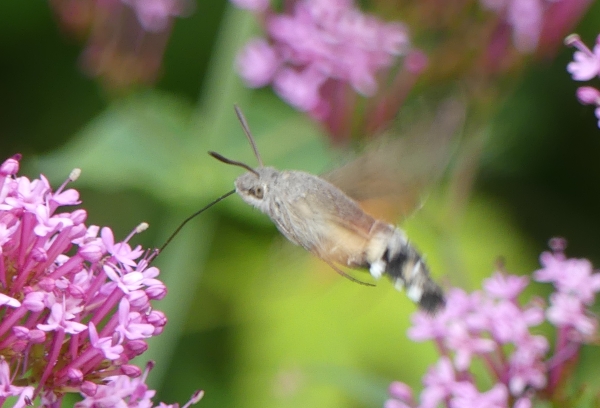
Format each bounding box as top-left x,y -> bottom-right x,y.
323,260 -> 376,287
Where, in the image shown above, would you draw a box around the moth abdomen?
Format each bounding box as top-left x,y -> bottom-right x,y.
372,229 -> 445,313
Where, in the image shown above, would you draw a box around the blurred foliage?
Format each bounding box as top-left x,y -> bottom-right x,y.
2,0 -> 600,407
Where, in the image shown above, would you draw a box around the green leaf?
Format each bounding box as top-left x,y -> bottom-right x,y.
31,91 -> 198,199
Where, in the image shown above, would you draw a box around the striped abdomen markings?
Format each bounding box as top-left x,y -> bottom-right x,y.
367,226 -> 445,313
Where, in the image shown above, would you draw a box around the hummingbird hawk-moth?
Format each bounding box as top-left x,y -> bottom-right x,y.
208,102 -> 463,313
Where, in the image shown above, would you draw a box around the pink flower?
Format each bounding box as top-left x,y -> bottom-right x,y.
535,245 -> 600,304
408,289 -> 474,342
51,0 -> 193,91
89,322 -> 124,360
230,0 -> 269,12
547,292 -> 596,335
122,0 -> 191,32
0,357 -> 34,404
564,34 -> 600,128
483,271 -> 529,300
0,293 -> 20,308
0,155 -> 19,177
75,362 -> 204,408
115,298 -> 155,341
484,300 -> 543,344
507,0 -> 543,52
0,155 -> 200,406
449,382 -> 508,408
273,67 -> 326,112
384,381 -> 414,408
389,381 -> 414,401
102,226 -> 145,268
565,34 -> 600,81
480,0 -> 550,53
482,0 -> 592,55
576,86 -> 600,105
421,358 -> 456,408
33,203 -> 75,236
231,0 -> 421,140
1,175 -> 50,212
514,397 -> 533,408
508,352 -> 547,394
262,0 -> 410,98
384,399 -> 412,408
446,322 -> 496,370
236,38 -> 280,87
37,301 -> 87,334
387,239 -> 598,408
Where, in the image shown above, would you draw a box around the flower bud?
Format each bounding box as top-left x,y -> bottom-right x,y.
23,291 -> 45,312
81,381 -> 97,397
576,86 -> 600,105
125,340 -> 148,357
121,364 -> 142,378
68,368 -> 84,383
0,155 -> 20,176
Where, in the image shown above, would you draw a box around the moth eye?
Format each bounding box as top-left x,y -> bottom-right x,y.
250,186 -> 264,199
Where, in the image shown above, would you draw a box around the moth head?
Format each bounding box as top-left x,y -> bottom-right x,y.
209,105 -> 275,212
209,151 -> 278,211
234,167 -> 278,210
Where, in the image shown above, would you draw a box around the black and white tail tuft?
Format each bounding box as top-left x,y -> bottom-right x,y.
377,229 -> 445,313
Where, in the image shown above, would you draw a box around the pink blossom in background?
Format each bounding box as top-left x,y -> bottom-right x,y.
230,0 -> 270,12
76,362 -> 204,407
122,0 -> 192,32
236,38 -> 280,87
570,83 -> 600,126
480,0 -> 590,54
0,155 -> 201,406
565,34 -> 600,81
50,0 -> 193,90
536,0 -> 594,56
508,0 -> 543,52
576,86 -> 600,105
565,34 -> 600,128
480,0 -> 543,53
273,67 -> 326,112
232,0 -> 423,141
242,0 -> 411,100
386,240 -> 600,408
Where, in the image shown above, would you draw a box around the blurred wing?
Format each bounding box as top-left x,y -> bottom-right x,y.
311,220 -> 371,265
289,184 -> 376,267
323,99 -> 465,219
303,208 -> 378,285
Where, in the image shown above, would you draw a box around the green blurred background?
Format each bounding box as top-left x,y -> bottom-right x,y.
2,1 -> 600,407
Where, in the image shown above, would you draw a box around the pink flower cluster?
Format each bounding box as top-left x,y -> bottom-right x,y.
0,155 -> 200,407
565,34 -> 600,128
479,0 -> 592,55
232,0 -> 426,141
385,239 -> 600,408
122,0 -> 191,32
480,0 -> 547,53
480,0 -> 564,53
50,0 -> 192,90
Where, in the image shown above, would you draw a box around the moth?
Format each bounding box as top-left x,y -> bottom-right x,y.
209,103 -> 463,313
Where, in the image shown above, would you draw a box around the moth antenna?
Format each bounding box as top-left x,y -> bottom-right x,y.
234,105 -> 264,167
324,260 -> 375,287
156,189 -> 236,255
209,151 -> 260,177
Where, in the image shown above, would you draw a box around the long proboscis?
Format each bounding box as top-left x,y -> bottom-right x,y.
233,105 -> 263,167
157,189 -> 236,254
